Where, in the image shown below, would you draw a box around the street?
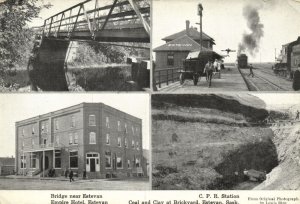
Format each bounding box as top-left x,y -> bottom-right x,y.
0,177 -> 150,190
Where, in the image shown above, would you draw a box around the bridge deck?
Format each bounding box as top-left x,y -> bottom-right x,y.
41,0 -> 150,43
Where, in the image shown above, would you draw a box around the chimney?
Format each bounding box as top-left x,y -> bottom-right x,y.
186,20 -> 190,36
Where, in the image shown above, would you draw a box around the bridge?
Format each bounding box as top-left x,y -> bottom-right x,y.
29,0 -> 150,91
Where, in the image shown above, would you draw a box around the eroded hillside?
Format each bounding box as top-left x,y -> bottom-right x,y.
152,94 -> 289,190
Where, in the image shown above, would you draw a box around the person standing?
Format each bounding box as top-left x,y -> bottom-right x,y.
69,170 -> 74,182
83,169 -> 87,180
296,110 -> 300,120
204,60 -> 214,87
64,168 -> 68,178
248,64 -> 254,77
213,59 -> 218,72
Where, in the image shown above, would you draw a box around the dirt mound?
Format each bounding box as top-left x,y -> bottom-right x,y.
152,94 -> 268,123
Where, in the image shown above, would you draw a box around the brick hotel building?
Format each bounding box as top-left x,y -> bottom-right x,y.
15,103 -> 144,179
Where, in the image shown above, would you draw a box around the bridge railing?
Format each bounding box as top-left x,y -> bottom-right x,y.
154,67 -> 181,88
42,0 -> 150,40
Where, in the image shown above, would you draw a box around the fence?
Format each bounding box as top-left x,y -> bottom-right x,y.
154,67 -> 181,88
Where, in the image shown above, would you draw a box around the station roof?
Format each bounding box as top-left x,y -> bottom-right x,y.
153,35 -> 209,52
162,27 -> 215,45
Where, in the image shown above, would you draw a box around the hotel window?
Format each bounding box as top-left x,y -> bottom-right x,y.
106,133 -> 110,145
117,121 -> 121,131
71,115 -> 75,128
125,123 -> 128,133
74,132 -> 78,144
132,126 -> 135,135
54,119 -> 59,130
127,159 -> 131,169
41,123 -> 45,133
167,53 -> 174,66
105,116 -> 110,128
132,140 -> 135,148
22,141 -> 24,148
136,158 -> 140,168
69,133 -> 73,145
89,115 -> 96,126
55,136 -> 59,145
45,122 -> 48,132
89,132 -> 96,144
125,138 -> 128,148
117,137 -> 121,147
136,127 -> 139,135
32,139 -> 35,146
21,155 -> 26,169
69,151 -> 78,168
32,126 -> 35,134
136,141 -> 139,150
30,153 -> 36,168
117,156 -> 123,169
22,128 -> 25,136
105,151 -> 112,168
55,150 -> 61,168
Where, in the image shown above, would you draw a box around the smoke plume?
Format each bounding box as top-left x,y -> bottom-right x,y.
238,5 -> 264,56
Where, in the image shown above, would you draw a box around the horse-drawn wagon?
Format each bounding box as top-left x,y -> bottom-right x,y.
178,50 -> 223,85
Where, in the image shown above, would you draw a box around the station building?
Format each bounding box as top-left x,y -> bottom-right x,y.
15,103 -> 144,179
153,20 -> 215,69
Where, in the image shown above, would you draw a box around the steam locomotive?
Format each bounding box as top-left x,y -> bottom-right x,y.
237,54 -> 248,68
274,37 -> 300,79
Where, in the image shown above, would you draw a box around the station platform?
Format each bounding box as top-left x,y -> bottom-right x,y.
157,65 -> 249,93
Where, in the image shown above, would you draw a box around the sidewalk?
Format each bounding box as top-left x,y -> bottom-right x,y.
157,65 -> 248,93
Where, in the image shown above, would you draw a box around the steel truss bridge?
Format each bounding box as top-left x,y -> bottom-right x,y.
29,0 -> 150,91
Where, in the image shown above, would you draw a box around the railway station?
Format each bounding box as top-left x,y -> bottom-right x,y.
152,1 -> 300,92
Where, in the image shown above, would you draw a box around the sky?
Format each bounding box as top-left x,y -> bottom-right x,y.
28,0 -> 123,27
0,93 -> 150,157
252,93 -> 300,110
152,0 -> 300,63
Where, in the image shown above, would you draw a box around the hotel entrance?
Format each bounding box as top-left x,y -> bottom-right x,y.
86,153 -> 100,172
40,155 -> 49,170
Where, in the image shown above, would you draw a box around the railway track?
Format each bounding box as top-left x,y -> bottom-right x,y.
240,67 -> 292,91
255,74 -> 287,91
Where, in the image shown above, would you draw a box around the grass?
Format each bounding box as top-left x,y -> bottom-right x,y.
1,69 -> 30,88
68,66 -> 133,91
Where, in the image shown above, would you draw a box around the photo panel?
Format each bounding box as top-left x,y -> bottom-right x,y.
152,0 -> 300,92
0,93 -> 150,190
0,0 -> 151,92
152,93 -> 300,190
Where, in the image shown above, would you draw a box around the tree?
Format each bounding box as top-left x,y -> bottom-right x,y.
0,0 -> 51,74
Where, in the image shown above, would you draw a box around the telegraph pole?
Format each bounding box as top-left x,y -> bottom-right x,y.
198,3 -> 203,52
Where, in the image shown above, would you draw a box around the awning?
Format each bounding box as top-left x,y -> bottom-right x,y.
23,146 -> 61,153
186,50 -> 224,60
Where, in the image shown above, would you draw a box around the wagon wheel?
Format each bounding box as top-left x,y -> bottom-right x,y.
193,75 -> 198,85
179,73 -> 184,85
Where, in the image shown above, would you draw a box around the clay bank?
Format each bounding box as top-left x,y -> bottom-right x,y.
152,94 -> 300,190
